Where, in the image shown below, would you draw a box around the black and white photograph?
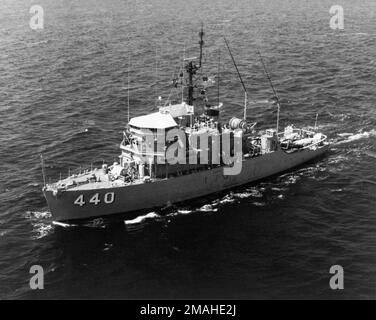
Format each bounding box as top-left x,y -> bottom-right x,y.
0,0 -> 375,304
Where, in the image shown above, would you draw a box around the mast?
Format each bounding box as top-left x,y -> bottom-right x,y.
223,37 -> 248,120
198,24 -> 204,68
217,49 -> 220,106
314,112 -> 319,130
40,154 -> 46,187
187,60 -> 195,106
185,29 -> 203,106
127,54 -> 130,123
256,50 -> 281,133
181,45 -> 185,103
155,47 -> 157,106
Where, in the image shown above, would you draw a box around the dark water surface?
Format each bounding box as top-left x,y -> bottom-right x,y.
0,0 -> 375,299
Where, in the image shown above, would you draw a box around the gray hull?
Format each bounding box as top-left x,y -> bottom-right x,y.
44,146 -> 328,221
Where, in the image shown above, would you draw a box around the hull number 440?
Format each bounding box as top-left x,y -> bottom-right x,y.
74,193 -> 115,206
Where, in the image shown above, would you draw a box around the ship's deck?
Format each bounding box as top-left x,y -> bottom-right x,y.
45,127 -> 328,193
46,168 -> 153,192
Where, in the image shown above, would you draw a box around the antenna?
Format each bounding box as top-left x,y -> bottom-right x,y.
256,50 -> 281,133
40,154 -> 46,187
155,46 -> 158,107
181,44 -> 185,103
217,49 -> 220,106
127,53 -> 130,123
314,112 -> 319,130
223,37 -> 248,120
198,23 -> 204,68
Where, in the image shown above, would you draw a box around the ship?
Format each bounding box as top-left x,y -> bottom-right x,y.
42,28 -> 329,222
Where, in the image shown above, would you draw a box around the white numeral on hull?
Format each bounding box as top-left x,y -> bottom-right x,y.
74,193 -> 115,206
104,192 -> 114,204
74,194 -> 85,207
89,193 -> 100,205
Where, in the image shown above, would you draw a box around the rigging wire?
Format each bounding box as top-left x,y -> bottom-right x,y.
223,36 -> 248,120
256,50 -> 281,133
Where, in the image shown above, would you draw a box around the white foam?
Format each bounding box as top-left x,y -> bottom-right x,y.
220,195 -> 235,204
233,192 -> 252,199
283,175 -> 300,185
26,211 -> 52,219
253,202 -> 265,207
177,209 -> 192,214
247,188 -> 264,197
52,221 -> 76,228
337,133 -> 354,137
103,243 -> 113,251
124,212 -> 159,225
32,223 -> 54,239
84,218 -> 106,228
168,209 -> 193,217
27,183 -> 40,187
335,130 -> 376,145
199,204 -> 218,212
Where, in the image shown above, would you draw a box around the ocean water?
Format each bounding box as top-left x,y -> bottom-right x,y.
0,0 -> 375,299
